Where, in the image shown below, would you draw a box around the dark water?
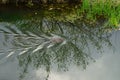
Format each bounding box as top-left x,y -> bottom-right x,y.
0,7 -> 120,80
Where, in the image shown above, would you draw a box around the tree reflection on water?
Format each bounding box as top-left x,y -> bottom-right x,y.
0,17 -> 112,80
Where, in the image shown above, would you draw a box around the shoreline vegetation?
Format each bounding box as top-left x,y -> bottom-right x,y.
0,0 -> 120,28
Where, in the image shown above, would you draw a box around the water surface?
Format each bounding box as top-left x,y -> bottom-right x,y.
0,7 -> 120,80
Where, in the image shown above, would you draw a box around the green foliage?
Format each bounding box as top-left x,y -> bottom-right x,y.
79,0 -> 120,27
26,0 -> 34,8
0,0 -> 120,28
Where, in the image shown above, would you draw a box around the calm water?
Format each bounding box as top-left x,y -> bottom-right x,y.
0,7 -> 120,80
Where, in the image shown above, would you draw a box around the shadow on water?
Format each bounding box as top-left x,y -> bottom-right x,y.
0,11 -> 113,80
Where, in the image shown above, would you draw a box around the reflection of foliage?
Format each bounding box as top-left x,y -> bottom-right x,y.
15,18 -> 112,79
0,17 -> 112,80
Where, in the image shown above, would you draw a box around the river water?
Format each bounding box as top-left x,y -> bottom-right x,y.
0,7 -> 120,80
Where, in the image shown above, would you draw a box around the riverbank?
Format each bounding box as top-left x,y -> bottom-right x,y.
0,0 -> 120,28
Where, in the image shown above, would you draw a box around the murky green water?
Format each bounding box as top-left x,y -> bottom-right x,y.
0,7 -> 120,80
